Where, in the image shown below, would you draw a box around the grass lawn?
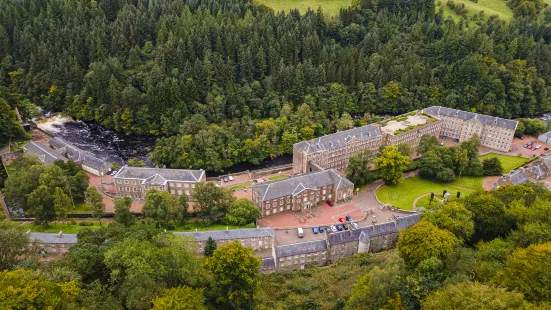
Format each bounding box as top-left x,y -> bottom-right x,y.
415,195 -> 442,209
255,0 -> 351,16
449,176 -> 484,191
171,221 -> 255,232
376,176 -> 476,210
479,153 -> 531,173
268,174 -> 288,181
3,162 -> 16,176
72,202 -> 92,213
438,0 -> 513,22
23,222 -> 103,234
231,182 -> 252,191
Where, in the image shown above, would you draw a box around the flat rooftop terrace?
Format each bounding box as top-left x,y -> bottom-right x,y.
380,114 -> 435,136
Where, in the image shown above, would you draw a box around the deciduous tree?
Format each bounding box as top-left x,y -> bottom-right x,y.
113,197 -> 135,227
398,221 -> 458,267
86,186 -> 105,225
374,146 -> 410,185
142,189 -> 183,227
152,286 -> 207,310
423,202 -> 474,241
502,241 -> 551,301
225,198 -> 260,226
0,221 -> 31,270
205,240 -> 261,309
192,182 -> 235,219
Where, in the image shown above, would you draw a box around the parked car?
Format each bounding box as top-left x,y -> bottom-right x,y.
338,218 -> 345,223
536,145 -> 542,149
297,228 -> 304,238
312,227 -> 319,234
350,222 -> 359,229
223,176 -> 229,182
440,141 -> 444,146
530,153 -> 537,158
343,224 -> 349,230
453,138 -> 459,142
545,147 -> 549,151
326,200 -> 334,207
531,147 -> 537,151
106,171 -> 112,175
336,225 -> 343,231
326,226 -> 332,233
330,225 -> 338,232
111,170 -> 117,175
345,215 -> 353,222
217,179 -> 221,185
228,175 -> 234,181
318,226 -> 324,233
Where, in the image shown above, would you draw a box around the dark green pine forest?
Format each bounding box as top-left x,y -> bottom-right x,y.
1,0 -> 551,170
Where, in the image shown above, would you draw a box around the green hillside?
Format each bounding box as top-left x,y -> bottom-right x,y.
255,0 -> 351,16
257,0 -> 551,22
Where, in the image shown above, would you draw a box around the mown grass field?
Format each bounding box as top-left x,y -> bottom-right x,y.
23,222 -> 103,234
376,176 -> 478,210
438,0 -> 513,22
268,174 -> 288,181
231,182 -> 252,191
479,153 -> 531,173
255,0 -> 351,16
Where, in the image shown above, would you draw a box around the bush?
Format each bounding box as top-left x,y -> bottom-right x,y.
165,223 -> 175,230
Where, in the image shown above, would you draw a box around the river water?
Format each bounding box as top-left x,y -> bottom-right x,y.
36,116 -> 292,177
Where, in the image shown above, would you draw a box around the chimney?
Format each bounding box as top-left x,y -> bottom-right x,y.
57,231 -> 63,238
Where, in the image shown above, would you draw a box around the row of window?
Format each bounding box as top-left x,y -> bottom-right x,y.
118,186 -> 163,192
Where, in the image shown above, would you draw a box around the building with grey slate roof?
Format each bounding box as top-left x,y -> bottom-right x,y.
23,141 -> 67,164
29,232 -> 77,255
49,137 -> 109,176
293,124 -> 382,174
252,169 -> 354,217
493,168 -> 530,189
174,228 -> 274,252
424,106 -> 517,152
275,240 -> 328,269
114,165 -> 206,200
261,257 -> 276,273
395,214 -> 421,231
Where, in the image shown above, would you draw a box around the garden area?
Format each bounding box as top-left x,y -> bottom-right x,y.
376,176 -> 479,210
478,153 -> 532,173
230,182 -> 252,191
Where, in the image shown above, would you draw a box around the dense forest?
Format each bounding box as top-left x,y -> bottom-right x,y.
1,0 -> 551,171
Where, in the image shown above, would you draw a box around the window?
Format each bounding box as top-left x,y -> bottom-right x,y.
126,187 -> 130,191
145,186 -> 149,190
117,180 -> 122,184
118,187 -> 123,191
124,180 -> 129,184
158,186 -> 163,191
133,188 -> 138,192
177,183 -> 182,188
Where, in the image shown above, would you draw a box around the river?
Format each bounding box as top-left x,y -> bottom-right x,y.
36,115 -> 292,177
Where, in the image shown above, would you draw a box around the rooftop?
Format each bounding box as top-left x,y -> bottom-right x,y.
253,169 -> 353,202
294,125 -> 381,154
327,222 -> 398,246
174,227 -> 275,242
23,141 -> 67,164
114,166 -> 205,184
275,239 -> 327,257
380,113 -> 437,135
261,257 -> 276,271
424,106 -> 518,130
49,137 -> 109,170
29,232 -> 77,244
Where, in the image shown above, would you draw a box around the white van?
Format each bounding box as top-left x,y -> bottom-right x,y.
228,175 -> 234,181
297,227 -> 304,238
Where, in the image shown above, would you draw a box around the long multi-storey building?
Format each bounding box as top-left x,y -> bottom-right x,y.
293,125 -> 382,174
423,106 -> 518,152
113,166 -> 205,200
252,169 -> 354,217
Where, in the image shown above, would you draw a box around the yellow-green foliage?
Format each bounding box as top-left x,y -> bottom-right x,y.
398,221 -> 459,267
255,0 -> 352,17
